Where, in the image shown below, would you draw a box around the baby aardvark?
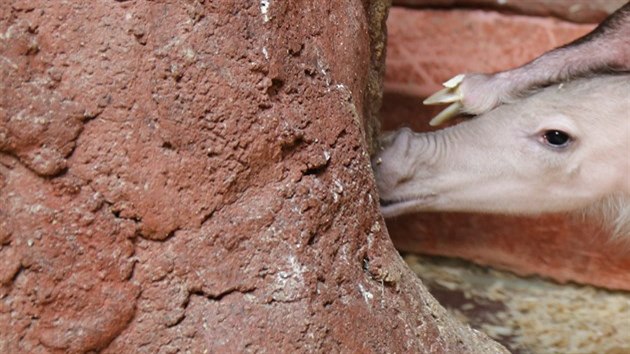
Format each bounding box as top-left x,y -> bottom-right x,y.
373,75 -> 630,236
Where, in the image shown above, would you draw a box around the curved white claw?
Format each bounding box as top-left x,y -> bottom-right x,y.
428,102 -> 463,126
423,74 -> 466,126
442,74 -> 466,88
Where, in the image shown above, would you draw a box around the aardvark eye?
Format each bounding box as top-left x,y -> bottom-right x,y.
543,130 -> 572,147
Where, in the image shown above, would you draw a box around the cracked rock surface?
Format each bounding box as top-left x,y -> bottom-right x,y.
392,0 -> 627,23
1,1 -> 506,352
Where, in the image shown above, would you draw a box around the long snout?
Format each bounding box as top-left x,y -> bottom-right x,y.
372,128 -> 444,217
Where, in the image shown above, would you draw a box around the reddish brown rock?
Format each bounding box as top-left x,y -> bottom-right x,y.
392,0 -> 627,23
384,7 -> 595,102
382,8 -> 630,290
388,213 -> 630,291
1,1 -> 507,353
0,160 -> 138,353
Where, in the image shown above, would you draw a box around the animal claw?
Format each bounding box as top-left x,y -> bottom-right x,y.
423,74 -> 466,126
429,102 -> 463,126
442,74 -> 466,88
422,87 -> 461,105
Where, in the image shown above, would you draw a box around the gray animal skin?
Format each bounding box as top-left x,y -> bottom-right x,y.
373,75 -> 630,236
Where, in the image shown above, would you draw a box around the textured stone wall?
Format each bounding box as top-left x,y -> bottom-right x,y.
393,0 -> 627,23
382,3 -> 630,290
0,1 -> 508,353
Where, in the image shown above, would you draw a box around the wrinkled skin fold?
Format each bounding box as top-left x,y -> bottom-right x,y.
373,75 -> 630,236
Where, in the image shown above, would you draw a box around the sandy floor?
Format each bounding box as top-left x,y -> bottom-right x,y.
404,254 -> 630,354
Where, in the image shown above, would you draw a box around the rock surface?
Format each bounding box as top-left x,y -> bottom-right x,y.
382,7 -> 630,290
384,7 -> 595,101
392,0 -> 627,23
1,1 -> 507,353
390,213 -> 630,291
